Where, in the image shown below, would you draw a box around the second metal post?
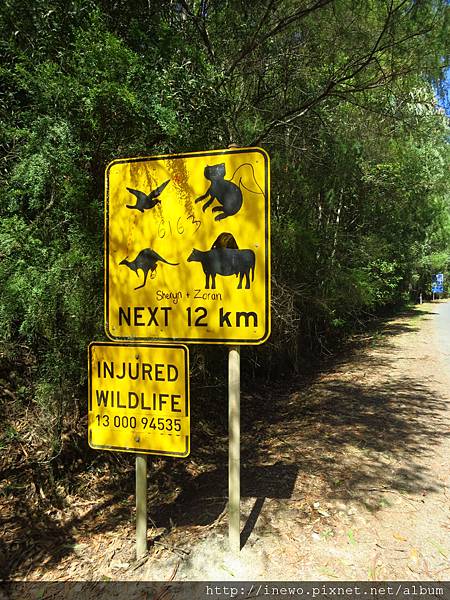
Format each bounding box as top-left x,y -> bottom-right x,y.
136,453 -> 148,559
228,345 -> 241,553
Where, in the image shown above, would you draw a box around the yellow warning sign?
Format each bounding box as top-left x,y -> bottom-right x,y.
88,342 -> 189,457
105,147 -> 270,344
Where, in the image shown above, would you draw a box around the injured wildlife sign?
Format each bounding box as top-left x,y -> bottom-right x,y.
88,342 -> 190,457
105,147 -> 270,344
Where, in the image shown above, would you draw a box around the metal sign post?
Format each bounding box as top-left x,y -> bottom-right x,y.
88,342 -> 190,559
228,346 -> 240,553
99,146 -> 270,558
136,454 -> 148,559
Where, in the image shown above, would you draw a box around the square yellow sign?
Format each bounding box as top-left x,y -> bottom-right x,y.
88,342 -> 189,457
105,147 -> 270,344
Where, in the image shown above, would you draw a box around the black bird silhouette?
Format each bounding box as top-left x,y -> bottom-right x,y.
120,248 -> 179,290
126,179 -> 170,212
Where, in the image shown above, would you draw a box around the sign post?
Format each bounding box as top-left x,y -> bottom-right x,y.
103,147 -> 270,555
136,454 -> 148,559
88,342 -> 190,558
228,346 -> 240,553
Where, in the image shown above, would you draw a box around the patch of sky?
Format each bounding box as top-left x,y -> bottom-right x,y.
435,66 -> 450,116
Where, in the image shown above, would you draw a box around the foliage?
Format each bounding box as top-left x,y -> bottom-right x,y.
0,0 -> 449,452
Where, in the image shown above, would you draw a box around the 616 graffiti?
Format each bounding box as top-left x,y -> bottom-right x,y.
158,214 -> 201,239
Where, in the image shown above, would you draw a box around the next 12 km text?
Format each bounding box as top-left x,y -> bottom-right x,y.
118,306 -> 258,328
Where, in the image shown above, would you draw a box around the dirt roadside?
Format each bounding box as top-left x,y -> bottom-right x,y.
3,302 -> 450,581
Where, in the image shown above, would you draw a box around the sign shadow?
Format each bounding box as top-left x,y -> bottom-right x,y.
240,463 -> 299,549
167,462 -> 299,549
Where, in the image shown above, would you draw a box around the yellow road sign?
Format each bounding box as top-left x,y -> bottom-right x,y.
88,342 -> 189,457
105,147 -> 270,344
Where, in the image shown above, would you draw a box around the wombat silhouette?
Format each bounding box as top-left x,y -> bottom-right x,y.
126,179 -> 170,212
120,248 -> 178,290
210,232 -> 239,250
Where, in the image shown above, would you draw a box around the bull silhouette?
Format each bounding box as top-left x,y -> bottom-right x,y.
187,247 -> 255,289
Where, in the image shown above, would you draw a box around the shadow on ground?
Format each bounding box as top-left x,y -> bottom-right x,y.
1,305 -> 448,578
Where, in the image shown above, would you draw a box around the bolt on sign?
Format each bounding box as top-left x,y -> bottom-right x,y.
105,147 -> 270,344
88,342 -> 190,457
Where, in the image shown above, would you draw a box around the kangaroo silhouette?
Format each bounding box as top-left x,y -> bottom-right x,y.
120,248 -> 179,290
126,179 -> 170,212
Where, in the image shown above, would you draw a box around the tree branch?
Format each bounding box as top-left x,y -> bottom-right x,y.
249,2 -> 437,145
179,0 -> 216,62
222,0 -> 333,83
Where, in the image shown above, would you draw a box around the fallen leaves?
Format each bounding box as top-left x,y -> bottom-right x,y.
347,529 -> 357,545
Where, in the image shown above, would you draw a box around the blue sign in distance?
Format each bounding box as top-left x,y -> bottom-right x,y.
432,273 -> 444,293
432,284 -> 444,294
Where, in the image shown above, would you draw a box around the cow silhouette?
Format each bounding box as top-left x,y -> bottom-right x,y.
187,247 -> 255,289
120,248 -> 178,289
126,180 -> 170,212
